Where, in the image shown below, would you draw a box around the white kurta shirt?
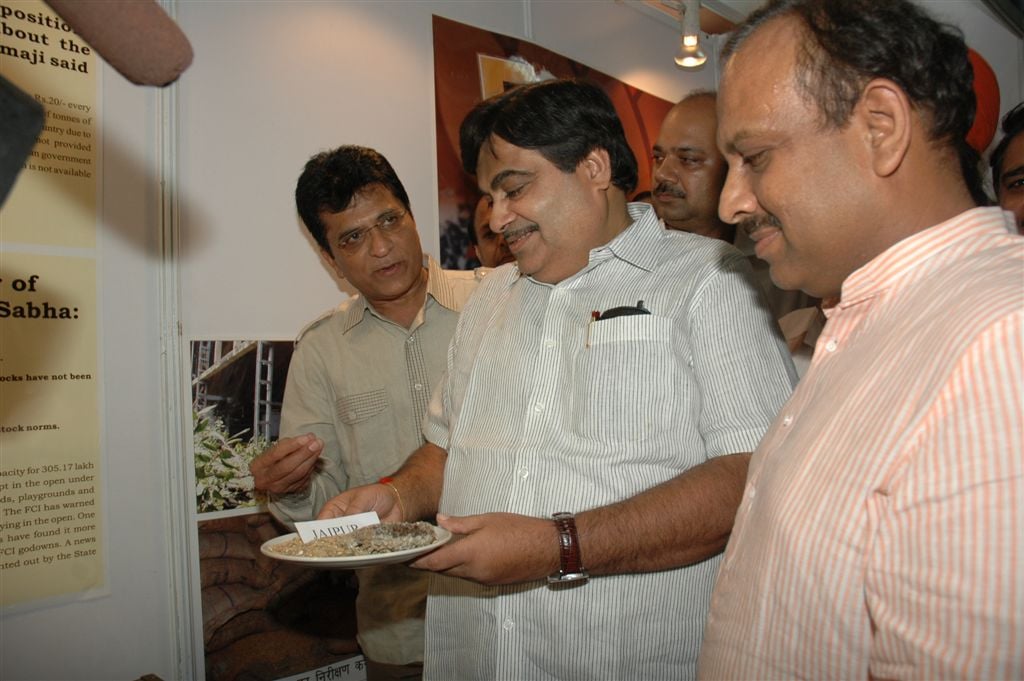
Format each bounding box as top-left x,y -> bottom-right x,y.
422,204 -> 796,680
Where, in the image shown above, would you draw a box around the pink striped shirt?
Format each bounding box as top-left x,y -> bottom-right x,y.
699,208 -> 1023,679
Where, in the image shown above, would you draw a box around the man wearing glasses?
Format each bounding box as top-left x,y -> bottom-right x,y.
250,145 -> 481,680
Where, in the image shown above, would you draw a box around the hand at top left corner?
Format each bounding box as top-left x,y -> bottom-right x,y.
410,512 -> 560,586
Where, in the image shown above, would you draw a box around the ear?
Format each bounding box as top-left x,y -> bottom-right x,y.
857,78 -> 912,178
580,147 -> 613,190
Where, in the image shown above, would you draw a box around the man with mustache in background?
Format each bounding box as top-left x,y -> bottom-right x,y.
651,90 -> 734,242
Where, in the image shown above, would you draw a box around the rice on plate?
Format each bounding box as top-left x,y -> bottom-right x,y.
270,521 -> 438,558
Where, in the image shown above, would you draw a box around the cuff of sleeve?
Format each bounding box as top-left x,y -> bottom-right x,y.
266,488 -> 315,531
421,420 -> 450,452
704,428 -> 766,459
274,487 -> 313,504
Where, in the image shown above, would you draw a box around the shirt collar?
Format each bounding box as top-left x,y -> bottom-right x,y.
590,202 -> 664,272
339,255 -> 448,332
424,254 -> 464,312
521,202 -> 664,287
836,206 -> 1014,310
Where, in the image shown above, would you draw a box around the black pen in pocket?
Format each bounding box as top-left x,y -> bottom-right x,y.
597,300 -> 650,320
586,301 -> 650,348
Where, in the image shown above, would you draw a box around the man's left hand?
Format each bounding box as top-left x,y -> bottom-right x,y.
410,513 -> 560,585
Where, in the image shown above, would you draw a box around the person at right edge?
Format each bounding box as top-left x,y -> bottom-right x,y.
990,100 -> 1024,232
698,1 -> 1023,678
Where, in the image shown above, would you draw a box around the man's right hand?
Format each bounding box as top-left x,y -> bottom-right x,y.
250,433 -> 323,495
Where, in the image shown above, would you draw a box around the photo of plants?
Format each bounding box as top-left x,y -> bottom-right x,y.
190,340 -> 293,514
189,339 -> 362,681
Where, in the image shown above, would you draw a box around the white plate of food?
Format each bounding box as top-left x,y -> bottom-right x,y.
260,521 -> 452,569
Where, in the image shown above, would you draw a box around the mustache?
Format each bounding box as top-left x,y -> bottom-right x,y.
504,221 -> 540,240
739,213 -> 783,236
654,182 -> 686,199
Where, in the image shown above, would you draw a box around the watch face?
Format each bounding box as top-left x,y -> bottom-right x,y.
547,571 -> 589,586
561,571 -> 589,582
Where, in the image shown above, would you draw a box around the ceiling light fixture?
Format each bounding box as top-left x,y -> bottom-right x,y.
674,0 -> 707,69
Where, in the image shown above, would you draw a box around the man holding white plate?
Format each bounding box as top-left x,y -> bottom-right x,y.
318,80 -> 795,680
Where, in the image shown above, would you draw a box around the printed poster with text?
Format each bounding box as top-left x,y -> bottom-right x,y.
0,0 -> 103,608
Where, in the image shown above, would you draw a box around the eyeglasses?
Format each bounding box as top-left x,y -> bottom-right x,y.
334,209 -> 409,254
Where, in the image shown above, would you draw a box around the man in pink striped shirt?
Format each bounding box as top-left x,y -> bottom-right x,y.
698,1 -> 1023,679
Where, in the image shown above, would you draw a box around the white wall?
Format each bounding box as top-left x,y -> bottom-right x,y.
1,2 -> 1019,680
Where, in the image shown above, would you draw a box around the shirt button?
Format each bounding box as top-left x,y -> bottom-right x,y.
502,618 -> 514,631
407,336 -> 415,344
414,383 -> 423,391
517,467 -> 529,479
825,339 -> 838,352
747,487 -> 756,499
782,415 -> 793,427
533,402 -> 545,413
544,339 -> 556,348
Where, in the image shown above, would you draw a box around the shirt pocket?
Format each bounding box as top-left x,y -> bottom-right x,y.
571,314 -> 677,443
335,388 -> 402,485
336,389 -> 390,424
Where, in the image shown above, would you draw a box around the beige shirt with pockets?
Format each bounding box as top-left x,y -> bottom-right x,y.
269,255 -> 485,665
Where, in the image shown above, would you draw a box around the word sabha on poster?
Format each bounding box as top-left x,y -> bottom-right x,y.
0,273 -> 80,319
0,0 -> 102,610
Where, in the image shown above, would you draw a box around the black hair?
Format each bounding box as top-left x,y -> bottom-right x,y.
723,0 -> 977,198
990,101 -> 1024,193
459,78 -> 638,194
294,145 -> 411,252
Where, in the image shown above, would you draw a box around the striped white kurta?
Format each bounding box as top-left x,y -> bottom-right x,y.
422,204 -> 796,680
699,207 -> 1024,680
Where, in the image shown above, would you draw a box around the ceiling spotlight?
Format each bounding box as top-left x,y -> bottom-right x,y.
674,0 -> 707,69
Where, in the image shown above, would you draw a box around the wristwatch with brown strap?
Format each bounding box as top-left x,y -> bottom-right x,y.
547,512 -> 589,586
